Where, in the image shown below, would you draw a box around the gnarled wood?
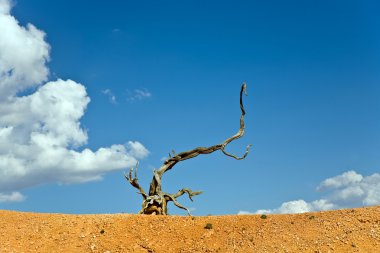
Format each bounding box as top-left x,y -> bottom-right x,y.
124,162 -> 147,199
126,83 -> 251,215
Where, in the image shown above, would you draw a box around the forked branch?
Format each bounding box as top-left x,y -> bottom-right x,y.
125,83 -> 251,215
125,162 -> 147,199
172,188 -> 203,201
156,82 -> 251,177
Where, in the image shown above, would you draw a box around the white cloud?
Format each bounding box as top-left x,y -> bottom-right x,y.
0,0 -> 11,14
316,170 -> 363,191
239,170 -> 380,214
125,141 -> 149,159
103,88 -> 152,104
0,1 -> 50,99
127,88 -> 152,102
362,173 -> 380,205
0,192 -> 25,202
0,0 -> 148,199
134,89 -> 152,99
250,199 -> 336,215
102,89 -> 117,104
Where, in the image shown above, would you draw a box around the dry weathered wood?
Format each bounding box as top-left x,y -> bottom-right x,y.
172,188 -> 203,201
124,162 -> 147,199
126,83 -> 251,215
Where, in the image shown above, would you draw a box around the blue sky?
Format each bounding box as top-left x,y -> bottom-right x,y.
0,0 -> 379,215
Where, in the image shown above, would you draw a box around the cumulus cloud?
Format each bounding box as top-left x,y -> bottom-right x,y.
0,0 -> 148,200
0,0 -> 50,99
125,141 -> 149,159
239,170 -> 380,214
127,88 -> 152,102
316,170 -> 363,191
0,192 -> 25,203
0,0 -> 12,14
250,199 -> 336,215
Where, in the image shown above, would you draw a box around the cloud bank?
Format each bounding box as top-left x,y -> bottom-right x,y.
239,170 -> 380,214
0,0 -> 148,202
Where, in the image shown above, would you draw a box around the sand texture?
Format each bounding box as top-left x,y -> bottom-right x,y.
0,205 -> 379,252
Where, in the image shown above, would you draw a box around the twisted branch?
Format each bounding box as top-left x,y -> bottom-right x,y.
165,194 -> 192,216
172,188 -> 203,201
126,83 -> 251,215
124,162 -> 147,199
156,82 -> 251,177
221,83 -> 252,159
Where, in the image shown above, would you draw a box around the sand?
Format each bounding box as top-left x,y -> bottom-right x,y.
0,205 -> 379,252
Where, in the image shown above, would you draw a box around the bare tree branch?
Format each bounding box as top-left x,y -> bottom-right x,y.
124,162 -> 147,199
156,82 -> 251,177
221,82 -> 251,159
126,83 -> 251,215
172,188 -> 203,201
166,194 -> 192,216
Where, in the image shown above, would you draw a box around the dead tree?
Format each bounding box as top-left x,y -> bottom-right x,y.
125,83 -> 251,215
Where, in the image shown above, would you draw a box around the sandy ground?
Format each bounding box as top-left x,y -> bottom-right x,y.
0,206 -> 379,253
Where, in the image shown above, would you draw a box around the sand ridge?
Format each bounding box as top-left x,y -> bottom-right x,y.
0,205 -> 379,252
